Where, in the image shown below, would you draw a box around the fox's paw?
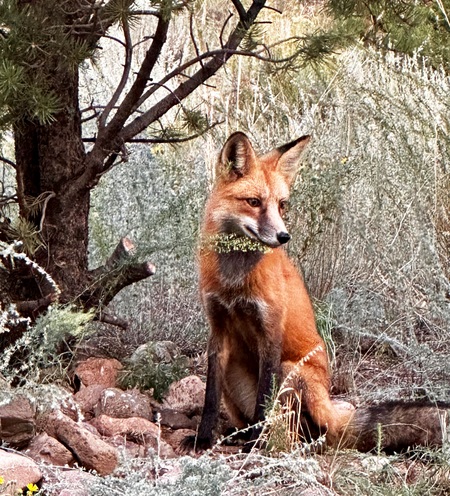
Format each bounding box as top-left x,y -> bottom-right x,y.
241,426 -> 266,453
178,434 -> 213,454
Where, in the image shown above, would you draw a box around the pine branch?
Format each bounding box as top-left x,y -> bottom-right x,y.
79,0 -> 136,45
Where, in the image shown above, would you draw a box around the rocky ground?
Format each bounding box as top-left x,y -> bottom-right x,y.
0,350 -> 220,495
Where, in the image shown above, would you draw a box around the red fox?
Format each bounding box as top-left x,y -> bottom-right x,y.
182,132 -> 450,453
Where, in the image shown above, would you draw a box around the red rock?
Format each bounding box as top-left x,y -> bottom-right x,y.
74,358 -> 122,388
0,449 -> 41,490
162,375 -> 205,416
74,384 -> 105,419
43,410 -> 118,475
93,388 -> 152,420
89,415 -> 175,458
0,395 -> 36,448
24,433 -> 74,466
157,408 -> 197,430
163,428 -> 196,453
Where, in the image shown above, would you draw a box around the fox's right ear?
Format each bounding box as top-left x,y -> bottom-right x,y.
218,132 -> 256,180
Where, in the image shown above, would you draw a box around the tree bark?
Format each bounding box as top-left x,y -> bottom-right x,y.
13,65 -> 89,302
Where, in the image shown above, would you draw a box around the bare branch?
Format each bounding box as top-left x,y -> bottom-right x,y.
230,0 -> 247,22
220,12 -> 234,49
15,293 -> 58,317
83,122 -> 223,145
0,194 -> 17,206
87,237 -> 156,307
133,9 -> 160,17
93,14 -> 171,151
38,192 -> 56,233
189,13 -> 204,69
95,311 -> 129,330
116,0 -> 267,142
98,15 -> 133,130
0,156 -> 16,170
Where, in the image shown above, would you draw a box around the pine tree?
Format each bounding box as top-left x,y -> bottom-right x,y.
326,0 -> 450,68
0,0 -> 270,339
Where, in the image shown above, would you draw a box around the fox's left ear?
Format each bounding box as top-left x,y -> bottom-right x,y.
276,135 -> 311,184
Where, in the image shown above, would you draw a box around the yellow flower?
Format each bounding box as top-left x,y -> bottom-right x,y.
0,476 -> 4,484
26,483 -> 39,493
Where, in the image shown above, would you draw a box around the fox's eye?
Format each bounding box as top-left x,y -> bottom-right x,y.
246,198 -> 261,208
279,200 -> 288,210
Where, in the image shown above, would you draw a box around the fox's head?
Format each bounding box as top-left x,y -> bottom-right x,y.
206,132 -> 310,249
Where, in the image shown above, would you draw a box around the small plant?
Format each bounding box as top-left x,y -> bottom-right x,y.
314,299 -> 337,368
0,477 -> 39,496
0,304 -> 94,385
201,233 -> 273,254
118,346 -> 189,401
250,345 -> 328,455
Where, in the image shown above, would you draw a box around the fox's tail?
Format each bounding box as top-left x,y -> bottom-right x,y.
341,401 -> 450,453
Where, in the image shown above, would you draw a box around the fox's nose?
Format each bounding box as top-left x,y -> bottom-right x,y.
277,232 -> 291,244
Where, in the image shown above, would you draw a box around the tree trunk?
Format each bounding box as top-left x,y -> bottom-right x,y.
14,65 -> 89,302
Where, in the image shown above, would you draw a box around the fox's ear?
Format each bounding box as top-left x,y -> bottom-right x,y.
276,135 -> 311,184
218,132 -> 256,179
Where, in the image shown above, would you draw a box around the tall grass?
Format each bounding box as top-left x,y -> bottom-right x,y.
85,1 -> 450,406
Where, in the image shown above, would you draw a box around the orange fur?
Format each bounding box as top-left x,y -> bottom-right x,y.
185,132 -> 354,451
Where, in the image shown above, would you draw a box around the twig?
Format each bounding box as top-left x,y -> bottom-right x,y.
98,15 -> 133,130
95,311 -> 129,330
15,293 -> 58,317
38,192 -> 56,233
0,156 -> 16,170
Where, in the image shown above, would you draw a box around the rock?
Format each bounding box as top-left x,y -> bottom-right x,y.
74,384 -> 105,420
162,375 -> 205,416
90,413 -> 159,439
24,433 -> 74,467
93,388 -> 152,420
0,449 -> 41,490
43,410 -> 118,475
74,357 -> 123,388
89,414 -> 175,458
41,466 -> 95,496
130,341 -> 181,365
163,428 -> 196,453
156,408 -> 197,430
0,395 -> 36,448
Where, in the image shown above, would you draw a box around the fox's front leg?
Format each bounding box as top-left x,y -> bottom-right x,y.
195,332 -> 224,449
254,344 -> 282,422
245,335 -> 282,450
